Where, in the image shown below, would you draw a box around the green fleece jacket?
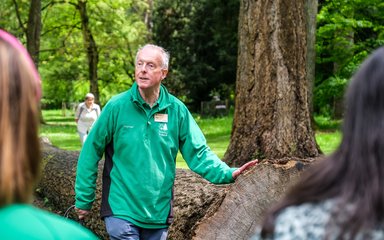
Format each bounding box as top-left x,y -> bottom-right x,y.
75,83 -> 236,228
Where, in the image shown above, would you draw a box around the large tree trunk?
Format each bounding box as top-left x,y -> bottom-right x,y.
36,142 -> 315,239
224,0 -> 320,166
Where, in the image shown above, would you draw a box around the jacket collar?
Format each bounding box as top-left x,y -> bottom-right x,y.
131,82 -> 171,111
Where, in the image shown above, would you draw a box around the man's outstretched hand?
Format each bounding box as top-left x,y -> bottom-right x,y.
232,159 -> 258,179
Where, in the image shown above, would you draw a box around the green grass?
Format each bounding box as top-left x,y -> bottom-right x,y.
176,115 -> 233,168
314,115 -> 342,155
39,110 -> 342,168
40,110 -> 81,151
316,131 -> 342,154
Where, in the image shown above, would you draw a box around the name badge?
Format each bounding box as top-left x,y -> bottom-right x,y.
154,113 -> 168,123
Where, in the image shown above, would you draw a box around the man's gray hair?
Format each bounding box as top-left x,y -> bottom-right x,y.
136,44 -> 170,69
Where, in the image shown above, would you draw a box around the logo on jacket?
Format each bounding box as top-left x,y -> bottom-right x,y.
159,123 -> 168,136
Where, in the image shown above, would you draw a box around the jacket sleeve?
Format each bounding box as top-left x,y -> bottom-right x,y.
179,107 -> 237,184
75,102 -> 114,210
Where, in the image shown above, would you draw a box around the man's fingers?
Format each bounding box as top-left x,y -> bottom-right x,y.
75,208 -> 89,220
242,159 -> 258,170
233,159 -> 259,179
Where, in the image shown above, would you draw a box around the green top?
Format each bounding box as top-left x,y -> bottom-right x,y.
0,204 -> 98,239
75,83 -> 236,228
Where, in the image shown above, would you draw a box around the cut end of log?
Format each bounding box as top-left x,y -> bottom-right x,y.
193,159 -> 317,240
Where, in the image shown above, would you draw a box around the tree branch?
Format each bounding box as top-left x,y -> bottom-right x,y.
12,0 -> 27,33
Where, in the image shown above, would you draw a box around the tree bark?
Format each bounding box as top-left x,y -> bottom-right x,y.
36,142 -> 315,239
193,158 -> 313,239
224,0 -> 320,166
37,143 -> 108,239
306,0 -> 319,134
24,0 -> 45,124
144,0 -> 153,36
26,0 -> 41,69
77,0 -> 100,104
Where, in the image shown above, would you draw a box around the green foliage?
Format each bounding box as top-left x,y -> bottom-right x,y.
3,0 -> 384,119
44,0 -> 149,107
152,0 -> 384,116
315,0 -> 384,117
39,1 -> 88,107
152,0 -> 239,111
314,75 -> 347,117
314,115 -> 342,131
0,0 -> 30,36
0,0 -> 150,108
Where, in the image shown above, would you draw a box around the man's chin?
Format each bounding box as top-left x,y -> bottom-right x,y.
137,82 -> 149,88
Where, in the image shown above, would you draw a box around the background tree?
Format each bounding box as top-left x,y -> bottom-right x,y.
74,0 -> 100,103
1,0 -> 150,108
38,0 -> 149,108
0,0 -> 42,68
315,0 -> 384,118
153,0 -> 239,111
224,0 -> 320,166
26,0 -> 42,69
2,0 -> 383,116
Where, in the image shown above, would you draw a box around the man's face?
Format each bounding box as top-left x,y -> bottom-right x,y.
135,47 -> 168,91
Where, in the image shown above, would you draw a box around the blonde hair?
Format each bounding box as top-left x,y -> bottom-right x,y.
0,36 -> 41,206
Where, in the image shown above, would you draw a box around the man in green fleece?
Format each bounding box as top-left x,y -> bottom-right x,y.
75,44 -> 257,240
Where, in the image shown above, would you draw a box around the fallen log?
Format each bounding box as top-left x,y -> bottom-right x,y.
36,142 -> 316,239
192,159 -> 313,239
37,142 -> 107,238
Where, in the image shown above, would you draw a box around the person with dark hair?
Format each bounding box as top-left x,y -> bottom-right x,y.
75,92 -> 101,145
252,47 -> 384,239
0,29 -> 98,239
74,44 -> 258,240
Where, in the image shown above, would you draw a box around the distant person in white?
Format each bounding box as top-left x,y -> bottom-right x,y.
75,93 -> 101,145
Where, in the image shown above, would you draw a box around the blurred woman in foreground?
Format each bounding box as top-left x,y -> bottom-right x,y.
0,29 -> 98,239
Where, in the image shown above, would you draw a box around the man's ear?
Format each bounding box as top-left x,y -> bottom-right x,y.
162,69 -> 168,79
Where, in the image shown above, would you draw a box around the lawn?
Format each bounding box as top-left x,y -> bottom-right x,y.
40,109 -> 81,151
40,110 -> 341,168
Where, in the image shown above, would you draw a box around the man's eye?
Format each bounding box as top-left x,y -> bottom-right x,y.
148,64 -> 155,69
